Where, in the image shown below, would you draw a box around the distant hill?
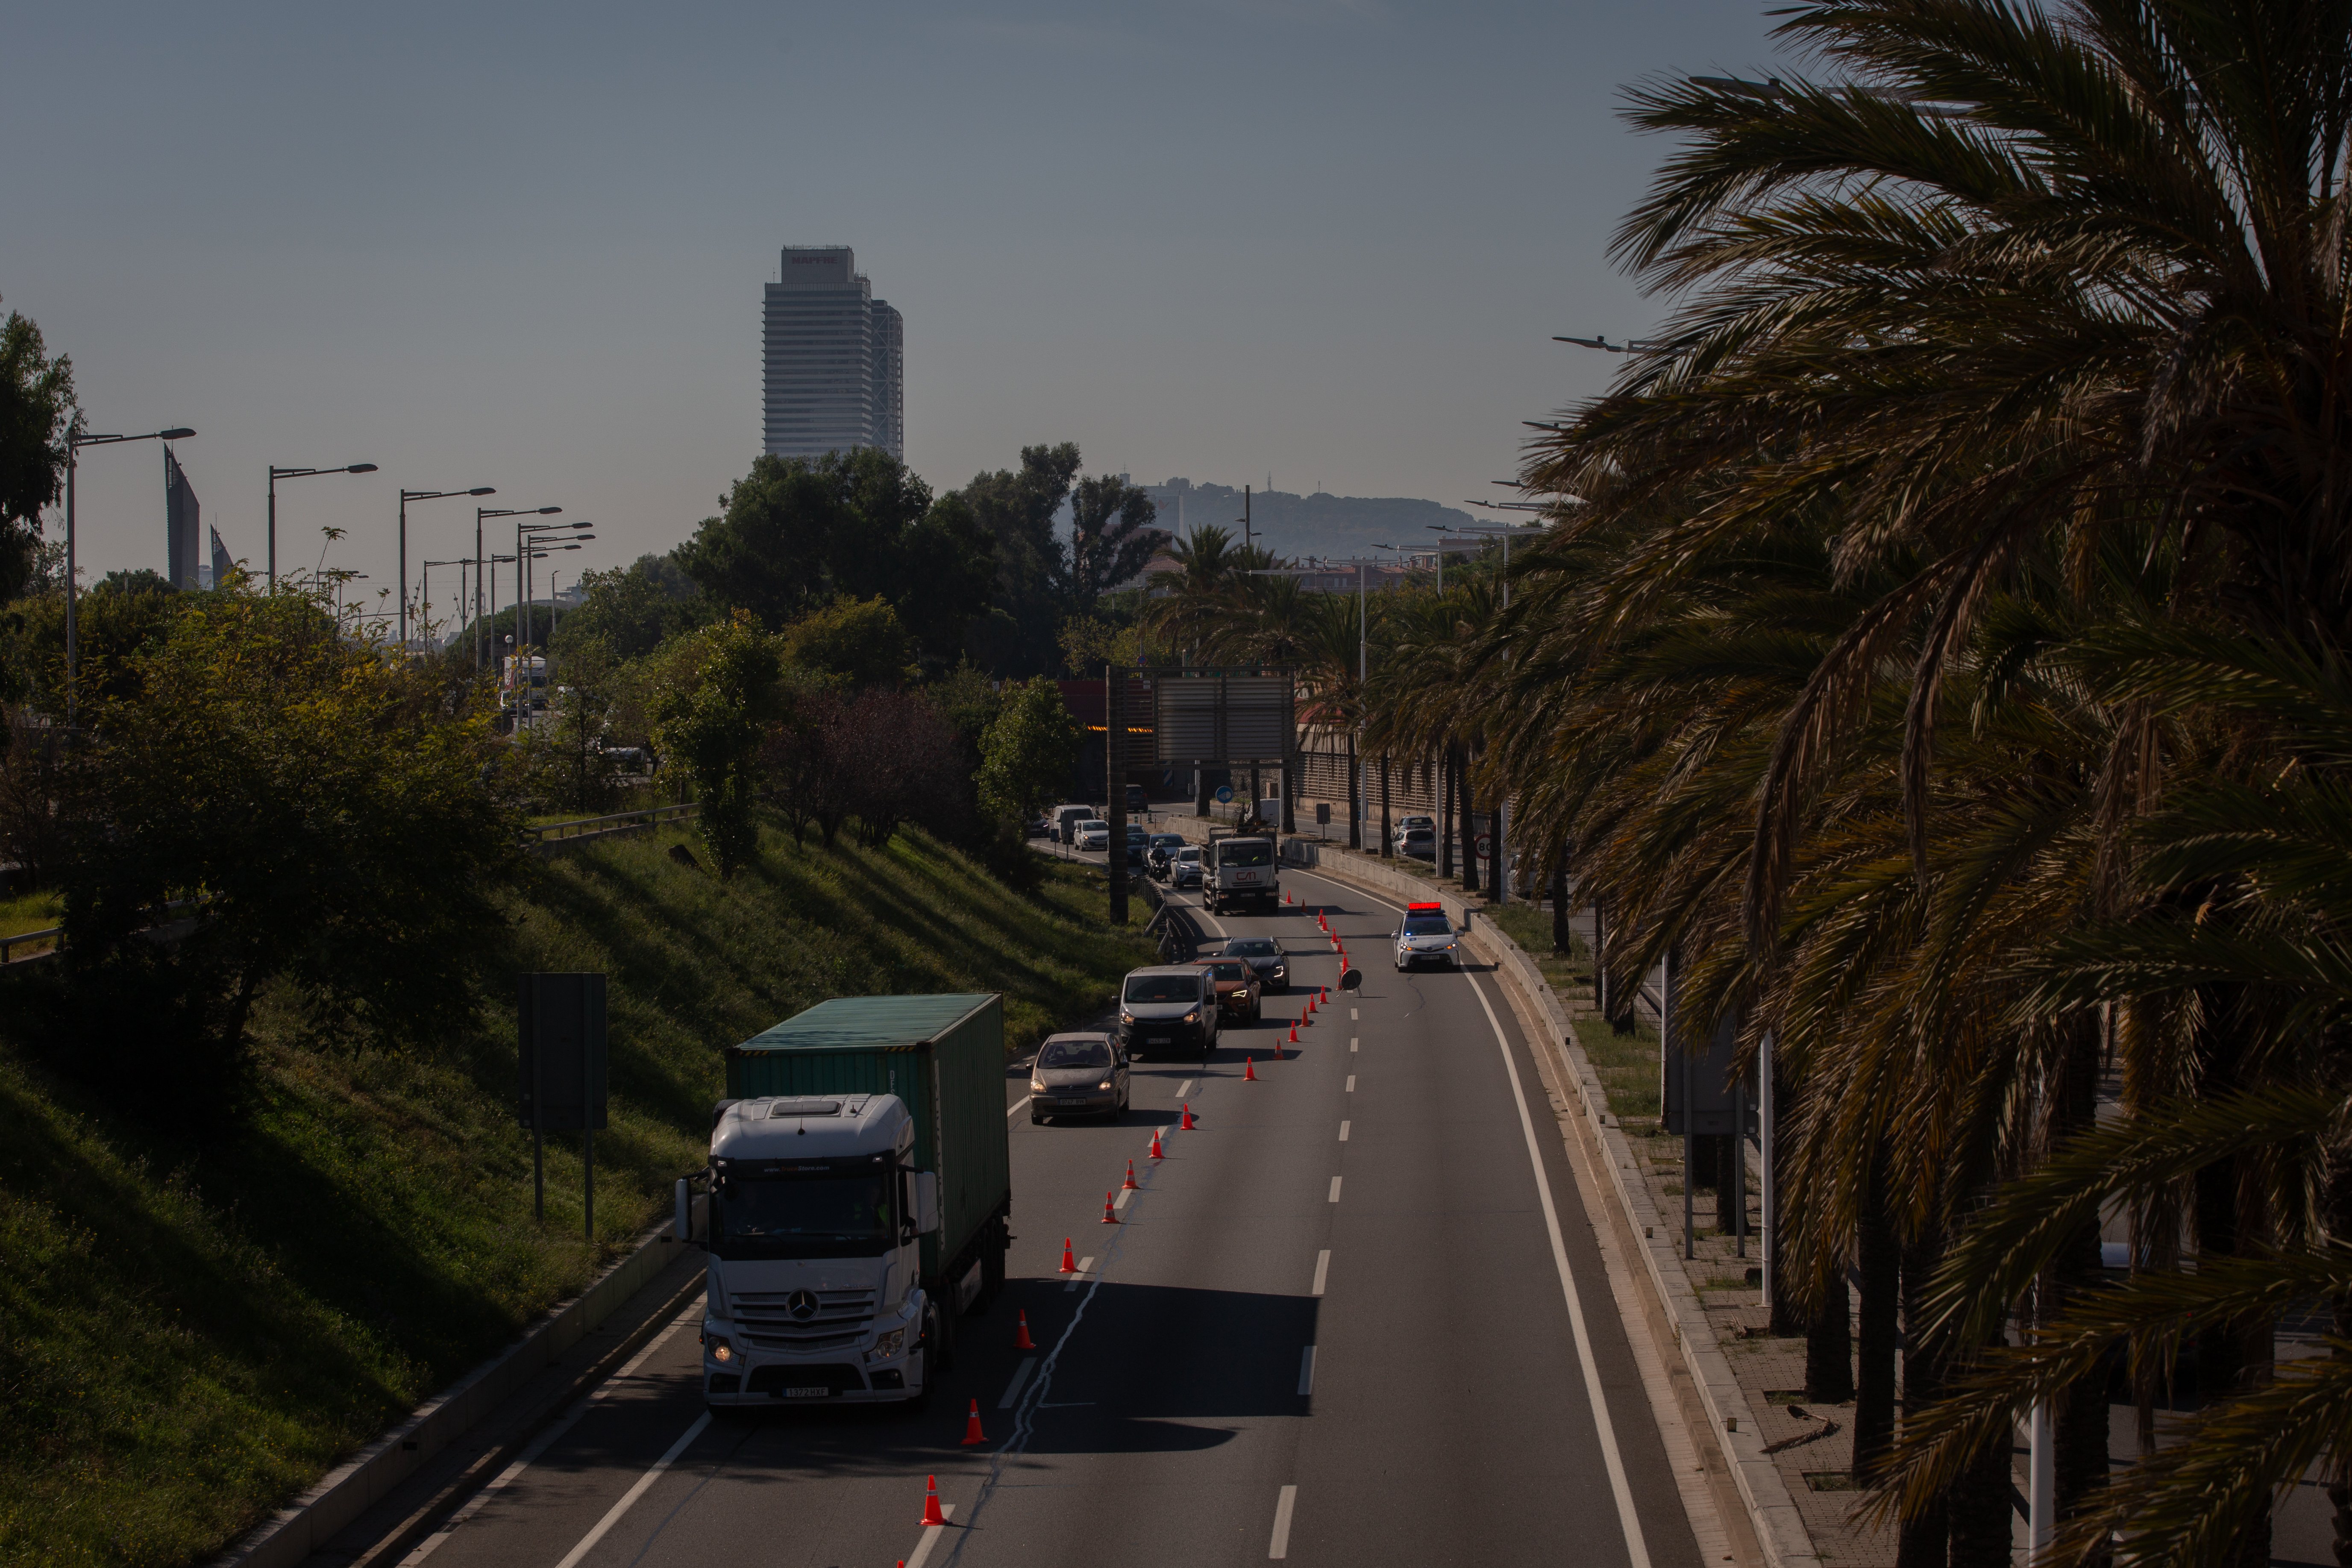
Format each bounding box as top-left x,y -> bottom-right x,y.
1137,479 -> 1474,563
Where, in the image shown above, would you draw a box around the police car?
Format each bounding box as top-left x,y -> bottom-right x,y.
1392,901 -> 1462,970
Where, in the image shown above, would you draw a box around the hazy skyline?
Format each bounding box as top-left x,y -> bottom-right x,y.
3,1 -> 1789,616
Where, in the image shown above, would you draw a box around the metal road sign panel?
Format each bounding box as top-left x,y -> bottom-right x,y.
1152,671 -> 1293,765
519,972 -> 609,1131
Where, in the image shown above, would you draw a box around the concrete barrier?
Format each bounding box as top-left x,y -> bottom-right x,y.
212,1201 -> 704,1568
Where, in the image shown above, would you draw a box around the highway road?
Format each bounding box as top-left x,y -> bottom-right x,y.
390,855 -> 1708,1568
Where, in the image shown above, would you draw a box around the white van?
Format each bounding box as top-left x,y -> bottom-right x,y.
1054,805 -> 1095,844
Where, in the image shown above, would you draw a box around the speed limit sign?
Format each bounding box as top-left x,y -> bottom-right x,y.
1475,833 -> 1492,860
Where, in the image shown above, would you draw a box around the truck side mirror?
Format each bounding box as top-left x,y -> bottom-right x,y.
914,1170 -> 941,1235
674,1176 -> 696,1245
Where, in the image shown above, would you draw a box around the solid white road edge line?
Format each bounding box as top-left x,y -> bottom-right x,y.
998,1357 -> 1037,1410
549,1410 -> 712,1568
902,1502 -> 957,1568
1268,1484 -> 1298,1559
397,1299 -> 704,1567
1466,968 -> 1653,1568
1297,1346 -> 1316,1396
1006,1094 -> 1030,1120
1327,1176 -> 1342,1203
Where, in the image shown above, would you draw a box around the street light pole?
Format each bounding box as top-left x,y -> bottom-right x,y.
475,505 -> 562,672
395,487 -> 492,652
268,462 -> 379,591
66,424 -> 196,721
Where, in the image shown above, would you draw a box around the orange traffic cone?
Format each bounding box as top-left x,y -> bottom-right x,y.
1059,1237 -> 1077,1273
1149,1128 -> 1165,1160
1244,1055 -> 1257,1081
960,1398 -> 987,1446
1014,1310 -> 1037,1350
1307,992 -> 1317,1014
1101,1190 -> 1120,1224
1289,1021 -> 1299,1043
1180,1102 -> 1195,1130
921,1475 -> 947,1527
1122,1160 -> 1140,1190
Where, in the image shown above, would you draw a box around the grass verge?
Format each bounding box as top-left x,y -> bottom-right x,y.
0,818 -> 1152,1568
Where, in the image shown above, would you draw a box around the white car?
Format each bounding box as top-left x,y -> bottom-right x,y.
1075,819 -> 1111,851
1393,901 -> 1461,970
1392,814 -> 1436,848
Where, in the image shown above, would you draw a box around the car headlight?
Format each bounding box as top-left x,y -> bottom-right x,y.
1120,1009 -> 1135,1025
1097,1079 -> 1114,1090
1030,1076 -> 1047,1092
1181,1008 -> 1199,1023
1270,965 -> 1285,978
865,1328 -> 906,1363
705,1333 -> 737,1365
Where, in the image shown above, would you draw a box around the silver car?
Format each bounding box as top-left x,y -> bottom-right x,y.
1028,1033 -> 1130,1123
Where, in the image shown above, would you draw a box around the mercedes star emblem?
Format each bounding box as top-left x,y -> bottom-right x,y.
786,1289 -> 819,1321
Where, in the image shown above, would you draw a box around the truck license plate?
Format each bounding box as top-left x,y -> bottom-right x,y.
1148,1036 -> 1171,1044
784,1386 -> 830,1398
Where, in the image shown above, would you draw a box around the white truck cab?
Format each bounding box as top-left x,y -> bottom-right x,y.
1203,832 -> 1279,914
690,1095 -> 939,1406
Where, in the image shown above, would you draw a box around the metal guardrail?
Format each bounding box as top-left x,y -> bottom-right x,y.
524,802 -> 697,845
1,925 -> 60,965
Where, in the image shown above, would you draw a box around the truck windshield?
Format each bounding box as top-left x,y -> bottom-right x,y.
1219,843 -> 1272,866
711,1170 -> 897,1259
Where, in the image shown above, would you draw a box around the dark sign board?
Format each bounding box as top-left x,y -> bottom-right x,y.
518,973 -> 608,1132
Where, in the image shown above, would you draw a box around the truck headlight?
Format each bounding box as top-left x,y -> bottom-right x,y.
865,1328 -> 907,1363
705,1333 -> 737,1365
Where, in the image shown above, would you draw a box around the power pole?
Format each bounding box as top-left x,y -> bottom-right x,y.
1107,664 -> 1128,925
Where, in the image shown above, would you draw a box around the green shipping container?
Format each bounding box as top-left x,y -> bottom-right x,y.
725,994 -> 1011,1289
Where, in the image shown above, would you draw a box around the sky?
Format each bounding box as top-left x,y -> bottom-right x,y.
2,0 -> 1791,623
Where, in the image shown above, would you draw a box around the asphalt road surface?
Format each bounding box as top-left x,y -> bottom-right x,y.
393,857 -> 1706,1568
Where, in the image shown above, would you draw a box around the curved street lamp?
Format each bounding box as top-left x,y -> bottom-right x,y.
66,424 -> 196,720
268,462 -> 379,590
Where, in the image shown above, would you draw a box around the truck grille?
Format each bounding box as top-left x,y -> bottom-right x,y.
733,1289 -> 878,1352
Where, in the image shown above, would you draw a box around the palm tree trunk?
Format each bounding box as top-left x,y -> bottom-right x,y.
1379,754 -> 1391,857
2052,1016 -> 2111,1562
1854,1149 -> 1900,1479
1455,746 -> 1478,893
1805,1257 -> 1854,1402
1897,1221 -> 1949,1566
1438,751 -> 1454,877
1947,1323 -> 2012,1568
1347,730 -> 1360,849
1550,849 -> 1569,955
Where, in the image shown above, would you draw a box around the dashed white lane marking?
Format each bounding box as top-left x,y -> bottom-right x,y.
1311,1250 -> 1330,1296
1064,1256 -> 1097,1292
1327,1177 -> 1342,1203
1297,1346 -> 1317,1395
1351,1007 -> 1359,1020
1345,1075 -> 1356,1092
1177,1079 -> 1195,1097
1350,1037 -> 1359,1052
1115,1187 -> 1134,1210
1268,1485 -> 1298,1559
1338,1120 -> 1351,1142
998,1358 -> 1037,1409
1465,969 -> 1653,1568
549,1411 -> 711,1568
902,1501 -> 957,1568
398,1301 -> 705,1566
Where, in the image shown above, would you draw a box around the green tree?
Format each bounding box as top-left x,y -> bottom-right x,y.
551,553 -> 709,662
953,442 -> 1083,675
673,448 -> 994,670
32,586 -> 517,1111
652,615 -> 785,877
1065,472 -> 1166,614
976,675 -> 1082,826
780,595 -> 917,688
0,308 -> 74,606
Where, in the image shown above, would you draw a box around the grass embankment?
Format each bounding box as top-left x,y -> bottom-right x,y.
0,820 -> 1153,1568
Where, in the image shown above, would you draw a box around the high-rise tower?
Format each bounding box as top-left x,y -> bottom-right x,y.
762,247 -> 904,461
